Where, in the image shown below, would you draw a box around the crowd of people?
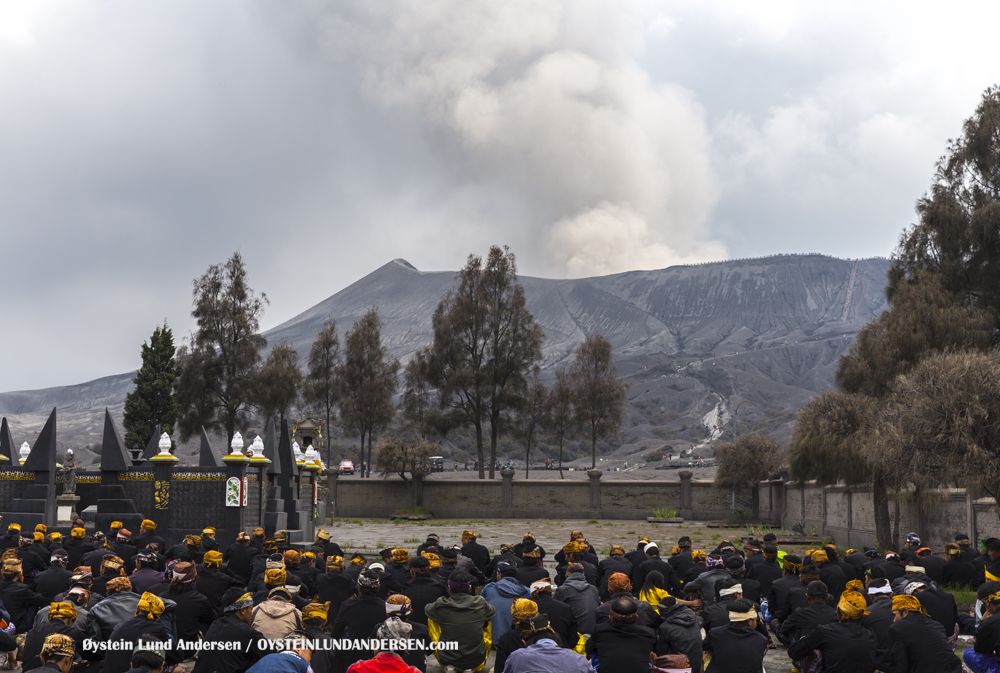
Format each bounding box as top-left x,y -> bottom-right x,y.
0,519 -> 996,673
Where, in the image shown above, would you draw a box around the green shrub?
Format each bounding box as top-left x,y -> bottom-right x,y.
646,451 -> 663,462
653,508 -> 677,518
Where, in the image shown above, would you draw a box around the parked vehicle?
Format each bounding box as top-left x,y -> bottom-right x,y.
429,456 -> 444,472
339,460 -> 355,475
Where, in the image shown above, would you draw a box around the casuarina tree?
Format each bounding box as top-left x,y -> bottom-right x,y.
252,342 -> 302,427
714,435 -> 783,520
570,333 -> 627,469
123,322 -> 179,450
175,252 -> 268,447
375,436 -> 435,506
339,307 -> 399,478
512,367 -> 547,478
305,319 -> 341,466
544,368 -> 576,479
427,246 -> 544,479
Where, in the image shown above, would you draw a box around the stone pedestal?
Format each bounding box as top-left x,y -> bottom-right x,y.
56,494 -> 80,523
588,469 -> 602,510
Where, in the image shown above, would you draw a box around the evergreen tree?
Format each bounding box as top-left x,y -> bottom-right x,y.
570,333 -> 628,469
123,323 -> 179,450
400,348 -> 434,437
339,307 -> 399,478
714,435 -> 783,520
544,367 -> 575,479
512,367 -> 547,478
427,246 -> 544,479
253,342 -> 302,426
175,252 -> 268,446
304,319 -> 341,467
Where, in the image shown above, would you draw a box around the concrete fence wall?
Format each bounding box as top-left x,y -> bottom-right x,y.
327,470 -> 753,521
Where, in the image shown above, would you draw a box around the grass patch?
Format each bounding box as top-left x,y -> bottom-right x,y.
403,537 -> 420,543
691,530 -> 703,535
653,508 -> 677,518
626,530 -> 636,535
587,519 -> 599,524
392,507 -> 432,517
603,522 -> 615,526
944,586 -> 978,610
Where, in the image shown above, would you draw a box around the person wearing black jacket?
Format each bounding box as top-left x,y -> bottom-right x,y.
624,538 -> 650,573
32,552 -> 72,604
459,531 -> 490,573
555,545 -> 598,587
702,598 -> 768,673
883,594 -> 962,673
156,562 -> 216,660
315,556 -> 355,623
62,530 -> 93,570
811,549 -> 848,601
963,581 -> 1000,672
941,544 -> 978,588
746,544 -> 783,597
222,532 -> 259,583
102,594 -> 179,673
767,554 -> 803,626
416,534 -> 442,557
779,581 -> 838,646
313,531 -> 344,561
512,533 -> 545,561
112,530 -> 138,569
484,545 -> 523,578
530,581 -> 577,649
598,546 -> 634,599
196,552 -> 244,614
301,603 -> 337,673
585,597 -> 656,673
132,520 -> 165,552
667,537 -> 695,579
861,580 -> 895,649
787,589 -> 877,673
631,544 -> 680,595
514,549 -> 549,587
192,588 -> 267,673
330,569 -> 387,669
402,557 -> 448,625
878,552 -> 907,581
21,604 -> 87,672
911,582 -> 958,642
0,558 -> 48,633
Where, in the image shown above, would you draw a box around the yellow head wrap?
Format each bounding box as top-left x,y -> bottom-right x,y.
265,567 -> 287,586
562,541 -> 584,554
70,527 -> 85,539
846,579 -> 864,593
837,591 -> 866,620
138,592 -> 165,620
811,550 -> 829,564
610,545 -> 626,557
186,535 -> 202,548
106,576 -> 132,594
49,533 -> 63,542
302,602 -> 330,621
462,530 -> 476,539
422,551 -> 441,569
35,524 -> 47,533
33,532 -> 43,542
692,550 -> 707,563
350,556 -> 366,566
41,634 -> 75,658
302,552 -> 316,561
511,598 -> 538,621
48,602 -> 77,621
892,594 -> 928,616
327,555 -> 345,570
203,550 -> 223,568
141,519 -> 156,530
392,549 -> 409,563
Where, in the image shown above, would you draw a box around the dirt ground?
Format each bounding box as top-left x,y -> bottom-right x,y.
315,517 -> 842,673
339,461 -> 718,482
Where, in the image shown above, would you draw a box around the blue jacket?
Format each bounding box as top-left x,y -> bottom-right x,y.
247,652 -> 310,673
481,577 -> 529,636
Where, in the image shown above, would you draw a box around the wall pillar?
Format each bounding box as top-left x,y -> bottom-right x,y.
326,473 -> 338,520
588,470 -> 602,512
222,456 -> 249,550
501,469 -> 515,515
678,470 -> 693,518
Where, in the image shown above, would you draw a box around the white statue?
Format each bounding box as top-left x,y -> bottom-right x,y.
18,442 -> 30,463
230,432 -> 245,456
157,432 -> 172,456
249,436 -> 264,458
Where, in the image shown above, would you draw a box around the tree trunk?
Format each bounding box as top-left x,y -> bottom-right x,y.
475,420 -> 485,480
872,475 -> 893,551
892,492 -> 901,551
591,424 -> 597,470
751,485 -> 760,521
324,404 -> 332,470
367,433 -> 374,478
489,410 -> 498,480
558,435 -> 564,480
525,441 -> 530,479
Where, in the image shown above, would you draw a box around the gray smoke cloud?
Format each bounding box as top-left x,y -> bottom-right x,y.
310,0 -> 725,276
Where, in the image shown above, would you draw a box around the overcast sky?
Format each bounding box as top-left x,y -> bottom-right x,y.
2,1 -> 998,391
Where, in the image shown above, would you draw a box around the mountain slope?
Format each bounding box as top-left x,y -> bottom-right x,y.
0,254 -> 890,462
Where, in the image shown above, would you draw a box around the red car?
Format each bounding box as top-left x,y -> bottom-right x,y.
339,460 -> 355,475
